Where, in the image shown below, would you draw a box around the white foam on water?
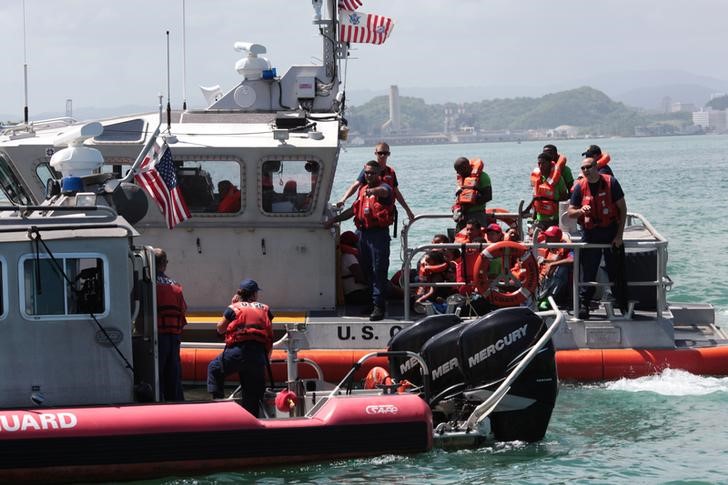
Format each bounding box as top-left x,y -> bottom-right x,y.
605,368 -> 728,396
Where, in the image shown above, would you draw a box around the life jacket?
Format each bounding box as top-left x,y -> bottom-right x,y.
340,243 -> 358,256
225,301 -> 273,354
577,174 -> 618,229
455,248 -> 482,295
530,154 -> 566,187
352,184 -> 394,229
379,165 -> 397,189
537,235 -> 572,280
456,158 -> 484,206
454,227 -> 486,243
418,260 -> 450,281
532,157 -> 566,217
217,186 -> 241,213
156,281 -> 187,335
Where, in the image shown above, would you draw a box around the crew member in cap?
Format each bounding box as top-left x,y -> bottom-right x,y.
581,145 -> 614,177
207,279 -> 274,417
567,156 -> 627,319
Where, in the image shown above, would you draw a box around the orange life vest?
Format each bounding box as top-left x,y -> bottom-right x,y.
156,281 -> 187,335
379,165 -> 397,189
353,184 -> 394,229
217,187 -> 241,213
456,158 -> 484,206
576,174 -> 618,229
532,157 -> 566,217
225,301 -> 273,355
537,235 -> 572,280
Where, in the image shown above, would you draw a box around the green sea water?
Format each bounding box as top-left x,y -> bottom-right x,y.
150,135 -> 728,484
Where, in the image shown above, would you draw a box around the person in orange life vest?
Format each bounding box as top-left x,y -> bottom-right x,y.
154,248 -> 187,402
325,161 -> 394,321
335,142 -> 414,220
454,219 -> 486,295
207,279 -> 274,416
414,250 -> 452,313
581,145 -> 615,177
216,180 -> 241,213
536,225 -> 573,307
542,144 -> 574,194
524,152 -> 569,231
567,157 -> 627,319
453,157 -> 492,231
339,231 -> 371,305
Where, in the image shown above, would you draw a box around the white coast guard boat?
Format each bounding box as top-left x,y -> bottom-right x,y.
0,2 -> 561,482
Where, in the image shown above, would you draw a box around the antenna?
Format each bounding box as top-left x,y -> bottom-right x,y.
166,30 -> 172,132
22,0 -> 29,124
182,0 -> 187,110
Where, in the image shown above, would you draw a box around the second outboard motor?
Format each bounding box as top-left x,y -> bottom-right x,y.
387,313 -> 461,386
459,307 -> 558,442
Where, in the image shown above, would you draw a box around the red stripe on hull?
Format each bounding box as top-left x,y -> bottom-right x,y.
182,346 -> 728,384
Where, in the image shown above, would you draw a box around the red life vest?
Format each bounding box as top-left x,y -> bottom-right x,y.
218,187 -> 241,213
577,174 -> 618,229
379,165 -> 397,189
537,235 -> 572,280
352,184 -> 394,229
456,158 -> 484,206
156,282 -> 187,335
225,301 -> 273,354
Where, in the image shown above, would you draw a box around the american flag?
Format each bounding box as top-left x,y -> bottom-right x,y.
338,0 -> 362,11
339,10 -> 394,45
134,138 -> 190,229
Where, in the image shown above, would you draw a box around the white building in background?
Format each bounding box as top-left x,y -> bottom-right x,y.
692,109 -> 728,132
671,102 -> 696,113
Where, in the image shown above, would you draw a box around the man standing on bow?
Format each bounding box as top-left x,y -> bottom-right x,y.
567,156 -> 627,319
326,160 -> 394,321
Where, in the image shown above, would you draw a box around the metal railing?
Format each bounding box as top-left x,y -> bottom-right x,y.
399,211 -> 671,321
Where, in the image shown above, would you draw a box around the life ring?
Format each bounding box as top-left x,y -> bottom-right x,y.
472,241 -> 538,307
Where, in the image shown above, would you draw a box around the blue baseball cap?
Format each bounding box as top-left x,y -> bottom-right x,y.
239,279 -> 261,292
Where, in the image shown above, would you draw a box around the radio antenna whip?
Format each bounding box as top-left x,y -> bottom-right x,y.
22,0 -> 29,124
182,0 -> 188,110
165,30 -> 172,132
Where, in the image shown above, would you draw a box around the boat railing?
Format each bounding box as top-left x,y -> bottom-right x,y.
400,211 -> 671,321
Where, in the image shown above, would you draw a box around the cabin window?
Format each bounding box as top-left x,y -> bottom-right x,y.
21,255 -> 107,318
35,163 -> 60,195
0,154 -> 32,205
93,119 -> 146,143
0,258 -> 5,319
261,159 -> 319,214
176,160 -> 243,214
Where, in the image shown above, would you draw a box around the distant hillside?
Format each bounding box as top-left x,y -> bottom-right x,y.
347,87 -> 651,137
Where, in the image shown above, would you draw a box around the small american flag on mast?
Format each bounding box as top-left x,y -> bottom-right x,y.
338,0 -> 362,11
339,10 -> 394,45
134,138 -> 190,229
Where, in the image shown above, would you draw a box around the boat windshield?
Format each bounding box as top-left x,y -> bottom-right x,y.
0,153 -> 32,205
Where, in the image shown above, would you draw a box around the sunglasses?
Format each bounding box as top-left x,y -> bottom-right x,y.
376,151 -> 390,156
363,171 -> 378,176
581,164 -> 595,171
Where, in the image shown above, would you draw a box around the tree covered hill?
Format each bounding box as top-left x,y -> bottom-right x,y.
347,86 -> 661,137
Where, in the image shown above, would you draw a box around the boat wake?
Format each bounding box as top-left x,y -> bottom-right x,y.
605,368 -> 728,396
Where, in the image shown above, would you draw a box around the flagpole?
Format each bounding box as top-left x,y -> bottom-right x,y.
166,30 -> 172,132
22,0 -> 29,124
118,123 -> 162,184
182,0 -> 187,111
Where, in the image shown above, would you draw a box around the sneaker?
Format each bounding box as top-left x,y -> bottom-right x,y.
369,306 -> 385,321
578,302 -> 590,320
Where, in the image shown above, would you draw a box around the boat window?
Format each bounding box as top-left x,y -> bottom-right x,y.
35,163 -> 60,191
176,160 -> 243,214
261,159 -> 319,214
0,258 -> 5,319
21,255 -> 107,318
0,154 -> 32,205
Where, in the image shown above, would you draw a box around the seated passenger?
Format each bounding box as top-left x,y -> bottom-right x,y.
339,231 -> 371,305
216,180 -> 241,213
537,225 -> 573,309
454,219 -> 485,243
414,250 -> 453,313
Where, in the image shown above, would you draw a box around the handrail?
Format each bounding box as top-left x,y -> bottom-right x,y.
400,211 -> 671,321
462,297 -> 563,431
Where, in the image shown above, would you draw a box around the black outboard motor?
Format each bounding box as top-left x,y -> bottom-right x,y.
459,307 -> 558,442
387,313 -> 461,386
390,308 -> 558,443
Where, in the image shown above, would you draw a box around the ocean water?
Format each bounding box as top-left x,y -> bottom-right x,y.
153,136 -> 728,483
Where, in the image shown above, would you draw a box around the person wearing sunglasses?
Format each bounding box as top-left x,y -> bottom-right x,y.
325,160 -> 395,321
566,157 -> 627,320
335,142 -> 414,221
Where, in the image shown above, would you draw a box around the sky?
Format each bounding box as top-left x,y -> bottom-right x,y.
1,0 -> 728,119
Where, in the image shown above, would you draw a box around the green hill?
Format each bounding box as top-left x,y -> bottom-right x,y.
347,87 -> 653,137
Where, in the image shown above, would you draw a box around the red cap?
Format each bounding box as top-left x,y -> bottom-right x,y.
486,223 -> 502,233
544,226 -> 563,239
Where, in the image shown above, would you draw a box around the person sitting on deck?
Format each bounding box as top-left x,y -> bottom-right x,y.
536,225 -> 573,309
339,231 -> 371,306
